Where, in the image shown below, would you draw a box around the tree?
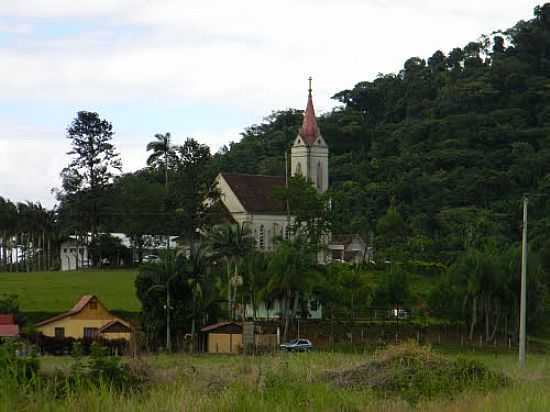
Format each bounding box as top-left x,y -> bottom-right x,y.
240,251 -> 270,320
169,138 -> 219,243
207,223 -> 254,319
60,111 -> 122,246
135,250 -> 187,351
265,237 -> 319,341
111,171 -> 167,262
273,175 -> 332,246
146,132 -> 175,188
178,243 -> 218,351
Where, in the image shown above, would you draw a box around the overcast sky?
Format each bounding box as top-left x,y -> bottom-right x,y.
0,0 -> 541,207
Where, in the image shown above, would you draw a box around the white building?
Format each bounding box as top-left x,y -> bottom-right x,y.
216,84 -> 331,252
60,234 -> 178,271
215,83 -> 369,319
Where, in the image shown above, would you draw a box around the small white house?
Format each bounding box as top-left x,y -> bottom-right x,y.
59,233 -> 178,271
238,297 -> 322,320
60,239 -> 90,271
328,234 -> 371,264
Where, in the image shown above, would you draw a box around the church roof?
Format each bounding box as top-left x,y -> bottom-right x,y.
221,174 -> 287,214
298,90 -> 320,145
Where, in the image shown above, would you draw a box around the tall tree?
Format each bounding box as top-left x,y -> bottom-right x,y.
207,223 -> 254,319
146,132 -> 175,188
60,111 -> 122,246
266,237 -> 319,341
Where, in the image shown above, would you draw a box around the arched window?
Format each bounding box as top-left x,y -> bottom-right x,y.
285,225 -> 290,240
296,162 -> 302,175
273,223 -> 279,242
259,225 -> 265,250
316,161 -> 322,189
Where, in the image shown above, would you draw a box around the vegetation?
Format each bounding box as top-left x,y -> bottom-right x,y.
325,342 -> 507,403
2,345 -> 550,411
3,2 -> 550,351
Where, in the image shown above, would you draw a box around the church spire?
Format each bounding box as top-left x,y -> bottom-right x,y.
299,76 -> 320,145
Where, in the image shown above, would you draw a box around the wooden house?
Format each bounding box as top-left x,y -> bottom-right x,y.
35,295 -> 132,341
201,322 -> 243,353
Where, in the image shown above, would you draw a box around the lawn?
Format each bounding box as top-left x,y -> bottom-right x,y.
0,269 -> 140,314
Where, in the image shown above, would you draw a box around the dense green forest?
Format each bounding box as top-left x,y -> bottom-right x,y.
215,3 -> 550,261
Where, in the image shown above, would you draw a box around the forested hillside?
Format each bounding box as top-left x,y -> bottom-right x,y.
214,4 -> 550,261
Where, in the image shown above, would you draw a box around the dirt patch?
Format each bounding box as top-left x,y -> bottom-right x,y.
324,342 -> 508,403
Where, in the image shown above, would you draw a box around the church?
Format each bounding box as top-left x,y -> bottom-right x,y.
215,81 -> 368,263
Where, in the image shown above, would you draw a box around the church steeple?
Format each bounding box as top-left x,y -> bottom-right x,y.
299,77 -> 320,145
290,77 -> 329,193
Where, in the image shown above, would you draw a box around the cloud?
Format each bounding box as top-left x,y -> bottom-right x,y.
0,0 -> 542,206
0,1 -> 540,114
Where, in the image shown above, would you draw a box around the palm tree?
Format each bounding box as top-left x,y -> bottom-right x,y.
179,243 -> 216,352
146,132 -> 175,188
141,249 -> 180,352
207,224 -> 254,319
265,237 -> 319,341
241,251 -> 269,320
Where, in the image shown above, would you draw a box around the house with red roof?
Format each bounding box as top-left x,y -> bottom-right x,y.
35,295 -> 132,341
0,314 -> 20,338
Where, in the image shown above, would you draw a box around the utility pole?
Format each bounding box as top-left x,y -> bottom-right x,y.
519,194 -> 528,368
166,287 -> 172,352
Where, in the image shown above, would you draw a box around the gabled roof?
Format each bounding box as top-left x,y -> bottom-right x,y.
35,295 -> 97,327
99,320 -> 131,333
298,91 -> 320,145
200,321 -> 242,333
0,324 -> 19,337
0,314 -> 16,325
221,174 -> 287,214
331,234 -> 366,246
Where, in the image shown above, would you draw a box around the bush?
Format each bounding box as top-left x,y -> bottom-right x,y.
64,342 -> 147,392
324,341 -> 508,403
29,333 -> 129,356
0,340 -> 39,385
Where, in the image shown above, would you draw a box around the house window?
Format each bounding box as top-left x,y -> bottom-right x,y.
273,223 -> 279,240
83,327 -> 99,339
285,225 -> 290,240
63,248 -> 67,253
259,225 -> 265,250
54,327 -> 65,338
296,163 -> 302,175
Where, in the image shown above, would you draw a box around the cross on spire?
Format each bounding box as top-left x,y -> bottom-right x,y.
308,76 -> 312,96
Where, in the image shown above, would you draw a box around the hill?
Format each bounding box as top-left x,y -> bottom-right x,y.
213,3 -> 550,261
0,269 -> 140,321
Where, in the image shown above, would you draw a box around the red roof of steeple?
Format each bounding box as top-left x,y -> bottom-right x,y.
299,89 -> 320,145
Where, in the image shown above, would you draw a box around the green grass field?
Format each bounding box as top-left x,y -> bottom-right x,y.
0,269 -> 140,313
5,349 -> 550,412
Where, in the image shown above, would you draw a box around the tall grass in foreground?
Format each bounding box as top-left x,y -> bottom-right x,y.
3,348 -> 550,411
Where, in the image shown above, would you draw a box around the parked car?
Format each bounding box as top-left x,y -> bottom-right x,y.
387,308 -> 409,320
280,339 -> 313,352
142,255 -> 161,263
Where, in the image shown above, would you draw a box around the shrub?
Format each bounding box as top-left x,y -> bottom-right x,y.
324,341 -> 508,403
0,340 -> 39,385
64,342 -> 147,392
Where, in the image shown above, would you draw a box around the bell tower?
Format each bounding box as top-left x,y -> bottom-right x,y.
290,77 -> 329,193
